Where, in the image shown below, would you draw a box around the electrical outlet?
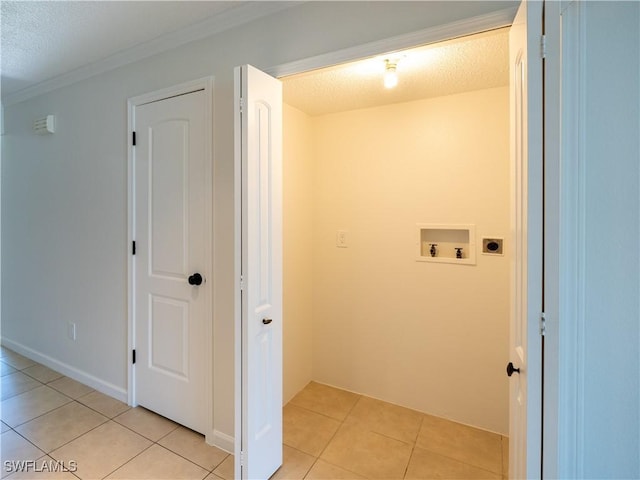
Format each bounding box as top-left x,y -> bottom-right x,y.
482,238 -> 504,255
336,230 -> 348,248
67,322 -> 76,341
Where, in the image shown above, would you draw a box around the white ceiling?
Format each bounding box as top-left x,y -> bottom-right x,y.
1,2 -> 508,110
0,1 -> 293,102
283,27 -> 509,117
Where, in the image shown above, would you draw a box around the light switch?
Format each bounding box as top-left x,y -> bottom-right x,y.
336,230 -> 348,248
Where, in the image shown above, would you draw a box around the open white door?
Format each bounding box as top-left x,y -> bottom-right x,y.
508,0 -> 543,478
234,65 -> 283,480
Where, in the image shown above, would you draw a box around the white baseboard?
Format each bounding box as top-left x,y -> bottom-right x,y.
2,337 -> 235,452
0,337 -> 127,403
207,429 -> 234,454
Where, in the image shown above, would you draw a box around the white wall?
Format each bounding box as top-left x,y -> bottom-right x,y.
1,1 -> 517,445
282,87 -> 510,434
579,2 -> 639,477
282,104 -> 314,404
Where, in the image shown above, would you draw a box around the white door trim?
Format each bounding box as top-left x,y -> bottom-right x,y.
555,1 -> 586,476
127,76 -> 215,443
541,2 -> 586,475
266,7 -> 517,79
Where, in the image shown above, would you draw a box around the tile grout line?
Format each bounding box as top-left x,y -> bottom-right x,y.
2,384 -> 77,429
300,394 -> 369,479
413,442 -> 505,477
1,363 -> 125,475
287,399 -> 359,423
154,428 -> 230,473
99,440 -> 156,479
1,354 -> 221,480
38,402 -> 110,454
5,351 -> 505,480
402,414 -> 425,479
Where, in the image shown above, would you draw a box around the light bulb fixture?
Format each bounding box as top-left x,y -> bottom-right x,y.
384,59 -> 398,89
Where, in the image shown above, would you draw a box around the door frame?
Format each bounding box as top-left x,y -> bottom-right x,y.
127,76 -> 215,442
235,0 -> 545,473
265,7 -> 517,79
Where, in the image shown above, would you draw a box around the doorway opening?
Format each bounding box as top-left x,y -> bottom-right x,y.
279,28 -> 511,476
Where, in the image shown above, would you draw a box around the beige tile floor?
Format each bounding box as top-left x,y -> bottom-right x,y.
1,347 -> 508,479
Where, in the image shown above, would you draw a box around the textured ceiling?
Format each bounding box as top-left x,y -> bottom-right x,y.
283,28 -> 509,117
0,1 -> 247,97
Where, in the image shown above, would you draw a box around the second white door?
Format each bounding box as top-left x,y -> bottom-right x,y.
235,64 -> 283,480
134,89 -> 210,434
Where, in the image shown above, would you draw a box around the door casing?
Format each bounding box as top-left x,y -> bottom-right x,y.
235,1 -> 544,475
127,76 -> 215,443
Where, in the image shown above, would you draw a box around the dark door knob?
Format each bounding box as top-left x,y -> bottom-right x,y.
506,362 -> 520,377
188,273 -> 203,286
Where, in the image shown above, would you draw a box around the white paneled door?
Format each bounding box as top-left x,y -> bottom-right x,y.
134,89 -> 209,434
509,0 -> 543,478
235,65 -> 283,480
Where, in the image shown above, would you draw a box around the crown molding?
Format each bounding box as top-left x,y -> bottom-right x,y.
267,6 -> 517,78
2,1 -> 301,107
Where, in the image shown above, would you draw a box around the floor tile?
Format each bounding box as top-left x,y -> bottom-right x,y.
1,430 -> 46,478
290,382 -> 360,421
320,423 -> 412,479
501,435 -> 509,476
1,362 -> 17,377
283,404 -> 340,456
48,377 -> 93,399
106,444 -> 208,479
1,372 -> 42,400
0,352 -> 37,370
212,454 -> 234,480
416,414 -> 503,474
2,455 -> 78,479
49,420 -> 151,480
270,445 -> 315,480
114,406 -> 178,441
204,474 -> 225,480
159,426 -> 228,471
405,446 -> 501,479
1,422 -> 9,433
77,391 -> 130,419
344,395 -> 423,444
22,364 -> 64,384
16,401 -> 108,453
1,386 -> 72,428
304,459 -> 366,479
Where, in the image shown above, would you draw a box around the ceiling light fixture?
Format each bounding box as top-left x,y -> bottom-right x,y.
384,59 -> 398,89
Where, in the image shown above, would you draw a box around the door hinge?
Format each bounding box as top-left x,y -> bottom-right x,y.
539,312 -> 546,336
240,450 -> 244,467
240,275 -> 244,291
132,349 -> 136,364
132,131 -> 136,146
239,97 -> 244,113
132,241 -> 136,255
540,34 -> 547,59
